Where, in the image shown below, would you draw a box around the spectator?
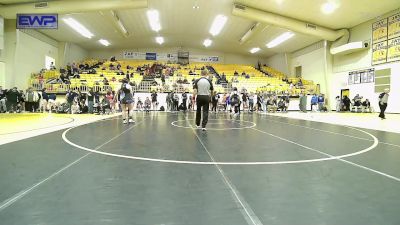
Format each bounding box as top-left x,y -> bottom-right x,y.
41,88 -> 49,113
362,99 -> 371,113
0,86 -> 7,113
18,90 -> 25,112
151,90 -> 158,111
342,96 -> 351,111
311,94 -> 318,111
25,87 -> 40,112
87,87 -> 95,114
299,93 -> 307,112
318,94 -> 325,112
66,90 -> 76,114
6,87 -> 20,113
335,96 -> 341,112
211,91 -> 219,113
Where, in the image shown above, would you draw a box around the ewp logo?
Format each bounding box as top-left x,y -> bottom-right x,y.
17,14 -> 58,29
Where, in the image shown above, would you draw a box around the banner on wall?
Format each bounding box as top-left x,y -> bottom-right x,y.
387,37 -> 400,62
348,68 -> 375,85
123,51 -> 146,60
189,55 -> 219,62
388,13 -> 400,40
122,51 -> 217,62
372,41 -> 388,65
145,52 -> 157,60
372,18 -> 388,43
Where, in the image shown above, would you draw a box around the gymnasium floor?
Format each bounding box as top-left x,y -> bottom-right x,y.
0,112 -> 400,225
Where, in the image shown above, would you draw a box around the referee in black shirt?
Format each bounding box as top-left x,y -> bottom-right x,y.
193,69 -> 213,131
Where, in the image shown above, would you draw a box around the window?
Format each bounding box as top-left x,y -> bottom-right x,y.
45,56 -> 55,70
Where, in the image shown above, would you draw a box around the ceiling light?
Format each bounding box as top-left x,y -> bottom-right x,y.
99,39 -> 110,46
321,2 -> 338,14
63,18 -> 94,39
147,10 -> 161,32
209,15 -> 227,36
250,47 -> 260,54
156,36 -> 164,45
203,39 -> 212,47
266,32 -> 294,48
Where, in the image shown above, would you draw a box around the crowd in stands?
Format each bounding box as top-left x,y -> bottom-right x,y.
2,58 -> 379,115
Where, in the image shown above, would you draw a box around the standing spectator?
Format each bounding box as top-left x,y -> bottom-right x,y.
299,93 -> 307,112
41,88 -> 49,112
378,88 -> 390,120
335,96 -> 341,112
342,96 -> 351,111
182,91 -> 188,111
87,88 -> 95,114
193,69 -> 213,131
173,91 -> 179,111
242,92 -> 248,111
0,86 -> 7,113
151,91 -> 158,111
248,92 -> 254,112
318,94 -> 325,112
105,91 -> 114,113
18,90 -> 25,112
66,90 -> 76,114
166,92 -> 172,111
6,87 -> 19,113
211,91 -> 219,113
25,87 -> 40,112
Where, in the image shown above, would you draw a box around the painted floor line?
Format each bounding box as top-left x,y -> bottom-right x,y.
0,119 -> 144,212
262,115 -> 400,149
186,116 -> 263,225
251,127 -> 400,182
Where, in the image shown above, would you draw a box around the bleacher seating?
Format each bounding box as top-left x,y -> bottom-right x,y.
28,60 -> 319,95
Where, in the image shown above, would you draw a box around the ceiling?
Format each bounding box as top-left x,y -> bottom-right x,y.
2,0 -> 400,57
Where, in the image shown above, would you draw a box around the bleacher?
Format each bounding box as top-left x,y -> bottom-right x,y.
29,60 -> 319,95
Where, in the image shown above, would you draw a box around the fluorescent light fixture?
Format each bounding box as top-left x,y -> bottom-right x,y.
203,39 -> 212,47
156,36 -> 164,45
266,32 -> 294,48
147,10 -> 161,32
99,39 -> 110,46
63,18 -> 94,39
250,47 -> 260,54
209,15 -> 227,36
321,2 -> 338,14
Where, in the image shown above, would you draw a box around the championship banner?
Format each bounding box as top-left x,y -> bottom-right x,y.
388,13 -> 400,40
387,37 -> 400,63
372,18 -> 388,43
372,41 -> 388,65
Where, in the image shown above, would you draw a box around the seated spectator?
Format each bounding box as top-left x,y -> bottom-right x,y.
353,94 -> 362,107
234,71 -> 238,76
245,74 -> 250,79
277,98 -> 287,112
110,56 -> 116,62
241,71 -> 246,76
103,78 -> 109,85
111,77 -> 116,82
362,99 -> 372,113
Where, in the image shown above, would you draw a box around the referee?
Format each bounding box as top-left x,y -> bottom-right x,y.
193,69 -> 213,131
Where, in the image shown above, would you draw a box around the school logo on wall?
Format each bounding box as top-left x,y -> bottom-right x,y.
17,14 -> 58,29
